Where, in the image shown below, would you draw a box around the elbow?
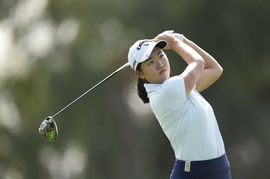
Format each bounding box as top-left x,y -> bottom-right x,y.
212,65 -> 223,81
217,64 -> 223,77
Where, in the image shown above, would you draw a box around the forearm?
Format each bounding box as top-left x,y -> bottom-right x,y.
182,37 -> 223,91
172,39 -> 205,65
170,39 -> 205,96
183,38 -> 223,72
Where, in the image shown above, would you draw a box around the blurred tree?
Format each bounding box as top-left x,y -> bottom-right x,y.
0,0 -> 269,178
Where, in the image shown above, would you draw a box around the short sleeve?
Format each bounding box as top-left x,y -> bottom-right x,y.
159,75 -> 187,108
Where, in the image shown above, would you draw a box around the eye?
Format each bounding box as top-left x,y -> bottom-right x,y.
159,54 -> 164,58
147,60 -> 154,65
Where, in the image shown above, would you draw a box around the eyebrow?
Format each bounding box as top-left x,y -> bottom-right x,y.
147,50 -> 163,60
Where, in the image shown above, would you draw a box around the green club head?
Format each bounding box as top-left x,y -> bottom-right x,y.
38,116 -> 58,142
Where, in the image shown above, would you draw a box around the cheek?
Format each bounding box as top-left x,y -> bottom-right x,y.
165,59 -> 170,68
141,67 -> 157,81
143,68 -> 154,78
142,64 -> 153,73
140,65 -> 151,79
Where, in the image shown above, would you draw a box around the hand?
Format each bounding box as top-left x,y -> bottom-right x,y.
173,33 -> 185,42
153,30 -> 185,50
162,30 -> 185,41
153,31 -> 177,50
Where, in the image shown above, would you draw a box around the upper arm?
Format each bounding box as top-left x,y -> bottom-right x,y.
181,61 -> 205,97
195,65 -> 223,92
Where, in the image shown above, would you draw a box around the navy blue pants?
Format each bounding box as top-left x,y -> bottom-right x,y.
170,154 -> 232,179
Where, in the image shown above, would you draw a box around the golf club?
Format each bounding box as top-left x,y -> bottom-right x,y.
38,62 -> 130,142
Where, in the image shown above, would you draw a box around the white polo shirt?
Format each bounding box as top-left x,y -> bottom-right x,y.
144,75 -> 225,161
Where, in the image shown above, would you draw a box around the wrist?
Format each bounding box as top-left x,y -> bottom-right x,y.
171,39 -> 182,51
173,33 -> 185,42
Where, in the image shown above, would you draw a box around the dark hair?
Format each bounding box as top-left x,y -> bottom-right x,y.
136,64 -> 149,103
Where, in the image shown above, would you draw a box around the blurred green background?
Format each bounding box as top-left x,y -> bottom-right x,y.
0,0 -> 269,178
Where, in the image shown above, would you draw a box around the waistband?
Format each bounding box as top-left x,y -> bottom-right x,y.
175,153 -> 230,174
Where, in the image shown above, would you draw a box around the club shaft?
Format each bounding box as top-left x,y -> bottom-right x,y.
52,62 -> 129,118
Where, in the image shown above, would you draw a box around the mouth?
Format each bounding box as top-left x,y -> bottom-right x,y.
159,69 -> 167,75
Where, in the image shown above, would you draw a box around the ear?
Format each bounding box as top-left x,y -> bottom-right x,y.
135,71 -> 145,79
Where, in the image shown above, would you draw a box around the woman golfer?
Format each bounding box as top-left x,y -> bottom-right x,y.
128,31 -> 232,179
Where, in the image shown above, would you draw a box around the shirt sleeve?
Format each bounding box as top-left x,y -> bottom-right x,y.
159,75 -> 187,108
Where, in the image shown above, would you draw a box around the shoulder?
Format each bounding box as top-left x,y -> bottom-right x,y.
144,76 -> 184,92
162,75 -> 185,92
150,76 -> 188,103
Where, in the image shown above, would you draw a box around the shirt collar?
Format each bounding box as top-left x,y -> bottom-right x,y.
144,83 -> 162,93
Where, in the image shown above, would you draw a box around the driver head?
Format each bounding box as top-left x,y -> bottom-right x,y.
39,116 -> 58,142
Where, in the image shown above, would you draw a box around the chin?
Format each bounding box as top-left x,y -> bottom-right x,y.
163,72 -> 170,80
159,77 -> 170,83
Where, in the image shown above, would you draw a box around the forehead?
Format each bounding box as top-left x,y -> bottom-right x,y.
142,47 -> 163,63
150,47 -> 163,55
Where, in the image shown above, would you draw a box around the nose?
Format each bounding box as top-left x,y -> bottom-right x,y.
156,59 -> 164,69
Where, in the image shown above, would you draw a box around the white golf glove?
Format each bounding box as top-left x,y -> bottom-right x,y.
162,30 -> 185,42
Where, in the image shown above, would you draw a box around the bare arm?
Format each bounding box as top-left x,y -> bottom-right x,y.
183,37 -> 223,92
154,34 -> 205,97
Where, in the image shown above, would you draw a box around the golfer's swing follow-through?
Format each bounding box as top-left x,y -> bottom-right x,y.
127,30 -> 232,178
39,30 -> 232,178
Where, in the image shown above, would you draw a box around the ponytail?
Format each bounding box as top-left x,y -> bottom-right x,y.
137,78 -> 149,103
136,63 -> 149,103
